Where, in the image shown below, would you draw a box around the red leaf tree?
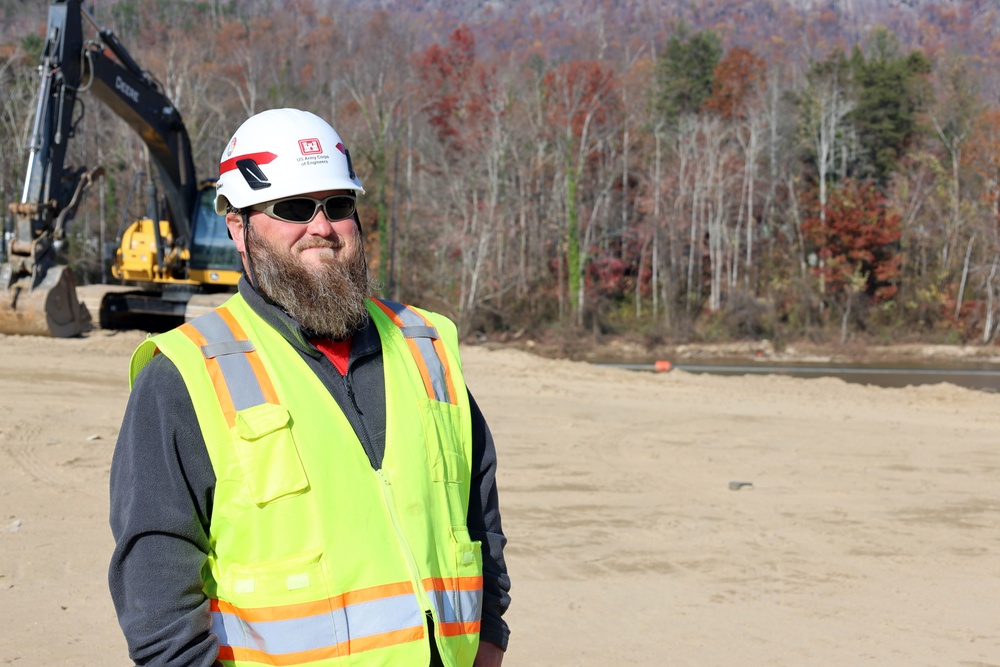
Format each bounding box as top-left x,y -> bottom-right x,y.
703,46 -> 767,121
415,25 -> 480,156
803,178 -> 903,302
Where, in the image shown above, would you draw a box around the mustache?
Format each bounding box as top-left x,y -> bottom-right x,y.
295,237 -> 344,251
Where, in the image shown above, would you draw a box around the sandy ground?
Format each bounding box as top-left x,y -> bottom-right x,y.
1,331 -> 999,666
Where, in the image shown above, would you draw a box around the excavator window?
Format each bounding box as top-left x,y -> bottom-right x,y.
190,186 -> 241,272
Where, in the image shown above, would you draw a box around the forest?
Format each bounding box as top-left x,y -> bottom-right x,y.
2,0 -> 1000,347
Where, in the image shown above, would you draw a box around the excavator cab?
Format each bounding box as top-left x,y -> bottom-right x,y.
102,182 -> 241,329
113,182 -> 241,285
189,184 -> 242,277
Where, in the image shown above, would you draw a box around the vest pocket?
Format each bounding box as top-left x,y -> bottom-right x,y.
451,527 -> 483,582
419,398 -> 466,484
223,549 -> 329,604
217,550 -> 343,658
232,403 -> 309,505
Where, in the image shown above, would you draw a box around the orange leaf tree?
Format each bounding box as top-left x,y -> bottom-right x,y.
803,178 -> 902,303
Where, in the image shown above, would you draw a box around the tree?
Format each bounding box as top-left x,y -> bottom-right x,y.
704,47 -> 768,289
415,26 -> 516,335
803,179 -> 902,336
929,55 -> 982,318
542,59 -> 617,327
849,29 -> 933,185
0,41 -> 39,235
797,50 -> 856,295
336,11 -> 412,293
655,25 -> 721,129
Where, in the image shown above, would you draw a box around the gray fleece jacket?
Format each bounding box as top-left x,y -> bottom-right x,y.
108,278 -> 510,666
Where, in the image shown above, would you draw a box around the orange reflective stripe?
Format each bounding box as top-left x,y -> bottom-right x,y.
437,621 -> 481,637
372,300 -> 437,398
216,307 -> 279,406
346,626 -> 426,655
430,334 -> 458,406
211,579 -> 428,662
406,307 -> 458,405
423,576 -> 483,592
219,644 -> 337,666
212,597 -> 334,624
218,626 -> 425,666
372,299 -> 402,325
180,307 -> 281,427
407,336 -> 438,399
211,580 -> 417,623
340,580 -> 416,607
179,321 -> 237,425
423,575 -> 483,634
372,299 -> 457,404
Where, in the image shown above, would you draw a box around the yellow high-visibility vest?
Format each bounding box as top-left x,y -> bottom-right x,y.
130,295 -> 481,667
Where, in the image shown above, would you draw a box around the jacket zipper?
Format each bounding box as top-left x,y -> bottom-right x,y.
343,371 -> 383,469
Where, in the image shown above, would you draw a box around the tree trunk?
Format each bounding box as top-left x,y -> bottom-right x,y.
955,234 -> 975,321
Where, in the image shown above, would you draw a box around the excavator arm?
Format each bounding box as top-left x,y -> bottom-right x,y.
1,0 -> 198,336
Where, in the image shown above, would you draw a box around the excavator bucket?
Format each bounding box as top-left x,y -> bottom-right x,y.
0,262 -> 91,337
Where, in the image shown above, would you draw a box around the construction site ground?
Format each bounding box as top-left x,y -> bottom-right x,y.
2,330 -> 999,665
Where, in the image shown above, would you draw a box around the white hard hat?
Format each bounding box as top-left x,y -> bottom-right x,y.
215,108 -> 365,214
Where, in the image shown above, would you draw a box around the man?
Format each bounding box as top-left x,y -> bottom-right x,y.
109,108 -> 510,667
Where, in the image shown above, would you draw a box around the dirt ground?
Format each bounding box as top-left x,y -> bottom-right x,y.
1,330 -> 999,666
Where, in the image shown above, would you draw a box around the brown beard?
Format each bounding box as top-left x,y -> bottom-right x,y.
246,222 -> 380,339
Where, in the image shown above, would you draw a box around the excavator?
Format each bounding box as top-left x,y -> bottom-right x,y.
0,0 -> 241,337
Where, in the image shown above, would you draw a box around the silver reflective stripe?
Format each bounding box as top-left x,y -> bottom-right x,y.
426,587 -> 483,625
201,339 -> 255,359
401,325 -> 439,340
211,593 -> 424,654
378,300 -> 451,404
189,310 -> 266,411
213,610 -> 344,654
344,594 -> 423,639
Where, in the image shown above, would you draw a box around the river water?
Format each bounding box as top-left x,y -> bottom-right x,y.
600,359 -> 1000,393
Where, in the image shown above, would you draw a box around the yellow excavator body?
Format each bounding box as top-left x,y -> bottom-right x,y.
112,218 -> 239,287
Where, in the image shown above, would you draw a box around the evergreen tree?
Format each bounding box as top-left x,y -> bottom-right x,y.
655,25 -> 722,129
849,29 -> 933,185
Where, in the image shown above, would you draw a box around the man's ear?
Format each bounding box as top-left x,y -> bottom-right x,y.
226,211 -> 246,254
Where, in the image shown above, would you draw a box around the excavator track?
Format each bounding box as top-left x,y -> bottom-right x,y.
74,284 -> 146,330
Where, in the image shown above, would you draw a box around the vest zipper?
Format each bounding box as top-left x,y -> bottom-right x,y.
376,468 -> 434,616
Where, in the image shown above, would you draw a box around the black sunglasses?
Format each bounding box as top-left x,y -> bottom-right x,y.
250,194 -> 357,224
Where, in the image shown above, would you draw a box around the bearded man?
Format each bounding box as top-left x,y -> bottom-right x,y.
108,109 -> 510,667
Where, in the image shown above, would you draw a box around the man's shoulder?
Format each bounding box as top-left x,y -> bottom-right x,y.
371,299 -> 456,329
133,349 -> 182,384
128,350 -> 193,415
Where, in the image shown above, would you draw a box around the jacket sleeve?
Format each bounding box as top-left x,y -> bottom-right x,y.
108,354 -> 221,667
466,390 -> 511,650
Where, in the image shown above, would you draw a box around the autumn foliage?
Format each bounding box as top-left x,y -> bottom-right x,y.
3,0 -> 1000,343
542,60 -> 616,139
803,179 -> 902,302
703,47 -> 766,120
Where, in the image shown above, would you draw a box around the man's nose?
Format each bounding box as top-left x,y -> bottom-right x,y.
306,211 -> 338,236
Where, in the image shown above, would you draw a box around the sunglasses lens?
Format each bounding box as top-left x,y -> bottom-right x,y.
271,198 -> 319,223
323,196 -> 356,221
